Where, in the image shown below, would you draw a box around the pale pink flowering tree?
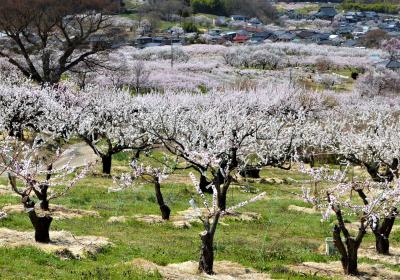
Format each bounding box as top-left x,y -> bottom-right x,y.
70,86 -> 150,174
0,76 -> 50,139
189,172 -> 266,275
0,137 -> 90,243
141,91 -> 264,209
319,99 -> 400,182
355,67 -> 400,97
0,75 -> 81,141
301,163 -> 400,274
382,38 -> 400,60
115,155 -> 183,220
140,88 -> 319,209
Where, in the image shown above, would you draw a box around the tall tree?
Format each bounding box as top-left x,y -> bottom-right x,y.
0,0 -> 117,85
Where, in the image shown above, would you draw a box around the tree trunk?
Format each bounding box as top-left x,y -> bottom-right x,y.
342,240 -> 359,275
154,180 -> 170,220
333,229 -> 360,275
375,234 -> 390,255
239,166 -> 260,178
217,192 -> 226,211
371,214 -> 396,255
9,128 -> 24,141
28,210 -> 52,243
199,230 -> 214,275
40,200 -> 49,211
199,174 -> 213,194
102,155 -> 112,175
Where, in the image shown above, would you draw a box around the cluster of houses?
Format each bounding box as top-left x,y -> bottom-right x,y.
131,6 -> 400,49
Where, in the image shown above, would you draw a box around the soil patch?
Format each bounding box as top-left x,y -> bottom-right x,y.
0,184 -> 18,197
346,222 -> 400,234
287,205 -> 321,215
2,204 -> 99,220
164,174 -> 191,185
53,143 -> 98,169
290,261 -> 400,279
107,216 -> 128,223
131,258 -> 272,279
0,227 -> 111,259
359,246 -> 400,265
114,208 -> 261,229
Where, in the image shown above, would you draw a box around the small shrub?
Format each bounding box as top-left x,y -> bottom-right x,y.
351,72 -> 359,80
315,57 -> 333,72
182,22 -> 198,33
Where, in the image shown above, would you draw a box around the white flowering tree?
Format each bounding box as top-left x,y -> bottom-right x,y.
70,86 -> 150,174
189,172 -> 266,275
305,94 -> 400,183
302,97 -> 400,255
301,164 -> 400,274
0,76 -> 82,141
0,77 -> 49,139
141,88 -> 320,210
0,137 -> 90,243
142,91 -> 263,210
115,154 -> 183,220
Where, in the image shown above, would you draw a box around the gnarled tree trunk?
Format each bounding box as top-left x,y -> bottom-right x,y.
199,174 -> 213,194
199,230 -> 215,275
375,233 -> 390,255
199,212 -> 220,275
217,194 -> 226,211
329,194 -> 366,276
22,193 -> 52,243
372,214 -> 396,255
28,210 -> 53,243
364,159 -> 398,183
332,223 -> 366,276
357,188 -> 396,255
333,225 -> 362,275
102,154 -> 112,175
154,180 -> 170,220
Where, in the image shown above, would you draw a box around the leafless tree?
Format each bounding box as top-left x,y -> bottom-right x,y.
0,0 -> 118,85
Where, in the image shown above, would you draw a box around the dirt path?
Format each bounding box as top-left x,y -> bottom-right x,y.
290,261 -> 400,279
54,142 -> 98,169
0,143 -> 98,181
131,258 -> 272,279
0,227 -> 111,259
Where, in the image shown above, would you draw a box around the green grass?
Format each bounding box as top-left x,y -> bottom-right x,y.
295,5 -> 319,15
0,157 -> 399,279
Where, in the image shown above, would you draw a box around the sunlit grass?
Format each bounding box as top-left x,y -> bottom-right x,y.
0,156 -> 398,279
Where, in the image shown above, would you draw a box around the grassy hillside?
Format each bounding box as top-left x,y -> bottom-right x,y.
1,151 -> 400,279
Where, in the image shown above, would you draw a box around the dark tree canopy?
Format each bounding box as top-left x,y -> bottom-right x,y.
190,0 -> 277,22
0,0 -> 118,84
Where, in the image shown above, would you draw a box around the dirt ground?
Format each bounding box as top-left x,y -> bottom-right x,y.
359,246 -> 400,266
107,207 -> 261,229
345,222 -> 400,234
0,184 -> 18,197
290,261 -> 400,280
115,208 -> 261,229
0,227 -> 111,259
2,204 -> 99,220
53,142 -> 98,169
130,258 -> 272,280
287,205 -> 321,215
